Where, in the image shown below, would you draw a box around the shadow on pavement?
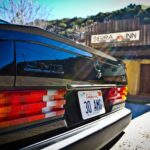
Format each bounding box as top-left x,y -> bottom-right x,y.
125,103 -> 150,119
100,132 -> 125,150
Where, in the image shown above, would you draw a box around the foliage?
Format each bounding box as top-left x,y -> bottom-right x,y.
45,4 -> 150,40
0,0 -> 51,26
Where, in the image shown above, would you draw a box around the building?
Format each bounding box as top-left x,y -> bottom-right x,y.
85,18 -> 150,96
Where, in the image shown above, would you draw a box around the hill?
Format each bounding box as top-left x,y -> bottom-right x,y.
33,4 -> 150,41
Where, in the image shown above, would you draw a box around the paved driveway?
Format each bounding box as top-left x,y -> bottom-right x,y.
110,102 -> 150,150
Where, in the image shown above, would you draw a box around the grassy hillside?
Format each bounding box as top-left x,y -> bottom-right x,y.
34,4 -> 150,40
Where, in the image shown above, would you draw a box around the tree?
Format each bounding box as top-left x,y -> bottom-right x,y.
59,22 -> 67,28
0,0 -> 51,27
86,19 -> 94,25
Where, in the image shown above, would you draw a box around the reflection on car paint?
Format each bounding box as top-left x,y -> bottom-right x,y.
24,62 -> 64,74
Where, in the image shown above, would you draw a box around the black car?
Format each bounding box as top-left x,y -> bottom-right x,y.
0,24 -> 131,150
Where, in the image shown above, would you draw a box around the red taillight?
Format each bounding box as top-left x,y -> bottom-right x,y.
0,89 -> 66,128
0,90 -> 47,105
107,86 -> 127,105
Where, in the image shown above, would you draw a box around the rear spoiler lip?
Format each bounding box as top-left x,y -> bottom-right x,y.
0,84 -> 127,91
67,84 -> 126,90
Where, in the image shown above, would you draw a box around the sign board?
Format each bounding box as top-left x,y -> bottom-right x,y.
91,30 -> 140,43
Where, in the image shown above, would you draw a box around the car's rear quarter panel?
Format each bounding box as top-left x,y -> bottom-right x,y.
0,25 -> 131,149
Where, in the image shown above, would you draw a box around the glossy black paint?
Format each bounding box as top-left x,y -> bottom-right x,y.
15,41 -> 127,86
0,40 -> 15,86
15,41 -> 96,80
0,29 -> 92,57
0,41 -> 14,74
0,26 -> 127,88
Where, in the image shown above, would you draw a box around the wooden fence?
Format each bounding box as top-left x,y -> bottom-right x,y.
85,18 -> 150,48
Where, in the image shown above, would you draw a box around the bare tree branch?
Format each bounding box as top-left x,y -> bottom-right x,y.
0,0 -> 52,28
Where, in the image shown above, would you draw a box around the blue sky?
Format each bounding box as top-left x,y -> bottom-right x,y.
39,0 -> 150,20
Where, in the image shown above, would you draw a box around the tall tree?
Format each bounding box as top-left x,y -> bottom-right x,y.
0,0 -> 51,27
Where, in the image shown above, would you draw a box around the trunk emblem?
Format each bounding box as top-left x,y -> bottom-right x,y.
94,61 -> 102,79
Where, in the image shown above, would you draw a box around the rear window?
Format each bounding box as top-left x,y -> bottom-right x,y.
15,41 -> 127,85
15,41 -> 80,77
0,40 -> 14,75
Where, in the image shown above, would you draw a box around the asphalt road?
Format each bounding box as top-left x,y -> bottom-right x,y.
109,102 -> 150,150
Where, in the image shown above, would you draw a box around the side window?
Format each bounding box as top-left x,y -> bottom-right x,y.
0,40 -> 14,75
15,41 -> 78,77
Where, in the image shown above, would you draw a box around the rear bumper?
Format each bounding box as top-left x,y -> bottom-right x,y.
22,108 -> 131,150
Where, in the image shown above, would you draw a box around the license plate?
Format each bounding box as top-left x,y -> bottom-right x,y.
78,90 -> 105,120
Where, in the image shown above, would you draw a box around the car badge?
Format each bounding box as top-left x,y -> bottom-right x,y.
94,61 -> 102,79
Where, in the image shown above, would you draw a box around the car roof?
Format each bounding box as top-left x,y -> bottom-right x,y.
0,19 -> 10,24
0,24 -> 117,62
